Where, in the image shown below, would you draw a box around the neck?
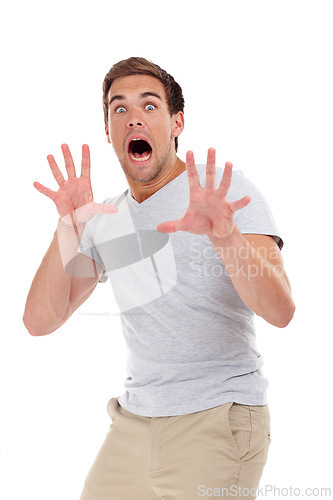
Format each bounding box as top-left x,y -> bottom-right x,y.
127,154 -> 186,204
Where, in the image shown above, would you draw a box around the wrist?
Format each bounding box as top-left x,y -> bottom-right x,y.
58,212 -> 86,230
208,224 -> 243,249
57,214 -> 87,243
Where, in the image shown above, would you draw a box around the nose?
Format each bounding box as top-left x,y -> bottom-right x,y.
127,108 -> 145,128
128,120 -> 143,128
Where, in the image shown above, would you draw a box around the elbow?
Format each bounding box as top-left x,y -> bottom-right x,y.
274,314 -> 294,329
22,314 -> 39,336
257,295 -> 296,329
22,309 -> 36,336
22,310 -> 63,337
23,299 -> 72,336
272,301 -> 296,329
22,314 -> 49,336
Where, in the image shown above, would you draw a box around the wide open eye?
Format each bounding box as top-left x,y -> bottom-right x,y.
145,104 -> 156,111
116,106 -> 126,114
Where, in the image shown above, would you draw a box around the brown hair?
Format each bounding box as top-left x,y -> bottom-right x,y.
102,57 -> 184,152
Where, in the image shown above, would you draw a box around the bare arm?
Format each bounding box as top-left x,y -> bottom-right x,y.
23,222 -> 102,336
23,144 -> 117,336
157,148 -> 295,328
209,230 -> 295,327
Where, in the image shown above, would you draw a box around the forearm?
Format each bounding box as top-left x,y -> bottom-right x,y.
23,220 -> 90,335
209,225 -> 295,327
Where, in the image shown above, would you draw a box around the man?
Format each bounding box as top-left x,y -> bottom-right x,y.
23,57 -> 295,500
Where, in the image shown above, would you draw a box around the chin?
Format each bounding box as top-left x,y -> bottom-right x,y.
119,158 -> 163,183
120,146 -> 171,183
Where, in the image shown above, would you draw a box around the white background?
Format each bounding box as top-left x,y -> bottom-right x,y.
1,0 -> 332,498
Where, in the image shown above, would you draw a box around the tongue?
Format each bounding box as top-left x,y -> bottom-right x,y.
133,151 -> 149,158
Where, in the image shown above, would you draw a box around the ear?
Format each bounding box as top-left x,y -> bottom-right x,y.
171,111 -> 185,138
105,122 -> 112,144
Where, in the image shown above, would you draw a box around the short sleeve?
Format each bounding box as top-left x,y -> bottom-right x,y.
78,221 -> 108,283
228,171 -> 284,250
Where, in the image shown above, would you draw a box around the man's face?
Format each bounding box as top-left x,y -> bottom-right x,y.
105,74 -> 183,183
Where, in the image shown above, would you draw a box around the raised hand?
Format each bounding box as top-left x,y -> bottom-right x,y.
156,148 -> 251,239
33,144 -> 117,225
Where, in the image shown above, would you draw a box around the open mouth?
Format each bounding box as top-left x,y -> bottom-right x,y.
128,138 -> 153,162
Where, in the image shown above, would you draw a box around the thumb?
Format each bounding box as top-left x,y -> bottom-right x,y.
230,195 -> 251,213
156,219 -> 181,233
93,202 -> 118,215
70,201 -> 118,224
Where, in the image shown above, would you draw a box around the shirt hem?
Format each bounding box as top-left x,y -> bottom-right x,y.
117,393 -> 268,417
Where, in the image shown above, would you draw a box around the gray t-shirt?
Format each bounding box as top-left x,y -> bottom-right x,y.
78,165 -> 283,417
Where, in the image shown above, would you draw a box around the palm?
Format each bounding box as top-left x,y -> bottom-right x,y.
34,144 -> 117,223
51,176 -> 93,219
176,188 -> 235,237
156,149 -> 251,239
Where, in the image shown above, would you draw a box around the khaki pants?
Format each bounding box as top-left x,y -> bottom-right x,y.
79,398 -> 271,500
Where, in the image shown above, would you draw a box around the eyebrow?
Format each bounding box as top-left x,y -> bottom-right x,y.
109,91 -> 162,105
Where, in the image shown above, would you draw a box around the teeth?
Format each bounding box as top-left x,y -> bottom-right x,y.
129,151 -> 152,162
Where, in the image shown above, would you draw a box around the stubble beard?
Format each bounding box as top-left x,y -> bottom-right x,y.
119,142 -> 171,183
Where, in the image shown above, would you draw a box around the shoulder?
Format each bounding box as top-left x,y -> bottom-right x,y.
214,167 -> 262,200
102,190 -> 127,207
196,164 -> 259,195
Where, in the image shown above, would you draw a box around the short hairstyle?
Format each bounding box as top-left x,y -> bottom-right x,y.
102,57 -> 184,152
